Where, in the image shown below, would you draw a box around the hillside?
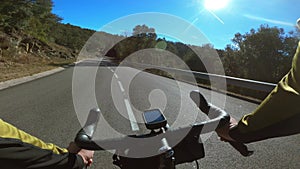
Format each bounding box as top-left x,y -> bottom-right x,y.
0,0 -> 95,82
1,0 -> 299,92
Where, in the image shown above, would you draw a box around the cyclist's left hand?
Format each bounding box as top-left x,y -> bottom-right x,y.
68,142 -> 94,167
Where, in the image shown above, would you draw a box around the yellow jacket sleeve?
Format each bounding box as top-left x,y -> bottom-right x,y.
230,41 -> 300,143
0,119 -> 68,154
0,119 -> 84,169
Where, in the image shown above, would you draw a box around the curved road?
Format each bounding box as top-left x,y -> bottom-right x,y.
0,60 -> 299,168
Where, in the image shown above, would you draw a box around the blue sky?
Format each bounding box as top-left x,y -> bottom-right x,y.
52,0 -> 299,49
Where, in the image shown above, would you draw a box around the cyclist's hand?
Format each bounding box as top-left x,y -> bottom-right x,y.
77,149 -> 94,166
216,116 -> 238,142
68,142 -> 94,167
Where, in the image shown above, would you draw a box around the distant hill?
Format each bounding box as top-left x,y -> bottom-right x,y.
0,0 -> 298,101
0,0 -> 97,81
0,0 -> 100,59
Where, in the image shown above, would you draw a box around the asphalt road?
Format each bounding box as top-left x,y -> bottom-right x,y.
0,60 -> 299,169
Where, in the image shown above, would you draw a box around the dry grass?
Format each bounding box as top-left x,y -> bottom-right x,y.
0,55 -> 75,82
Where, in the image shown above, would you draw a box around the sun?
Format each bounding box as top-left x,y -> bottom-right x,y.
204,0 -> 230,11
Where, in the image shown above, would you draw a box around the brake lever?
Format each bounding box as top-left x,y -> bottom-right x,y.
228,141 -> 253,157
190,90 -> 253,157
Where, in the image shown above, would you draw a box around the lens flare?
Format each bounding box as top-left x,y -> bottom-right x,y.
204,0 -> 230,11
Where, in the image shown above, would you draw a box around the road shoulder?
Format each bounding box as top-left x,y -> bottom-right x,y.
0,67 -> 65,91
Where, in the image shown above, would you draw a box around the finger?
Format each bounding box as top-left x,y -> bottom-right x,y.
87,159 -> 93,166
220,137 -> 229,142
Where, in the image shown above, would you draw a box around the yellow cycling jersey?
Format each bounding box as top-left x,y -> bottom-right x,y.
0,119 -> 68,154
0,119 -> 84,169
230,41 -> 300,143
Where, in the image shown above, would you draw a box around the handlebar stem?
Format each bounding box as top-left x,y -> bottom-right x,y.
158,128 -> 175,169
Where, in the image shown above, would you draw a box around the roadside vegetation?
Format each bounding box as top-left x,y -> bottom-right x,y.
1,1 -> 299,100
0,0 -> 94,81
106,24 -> 299,99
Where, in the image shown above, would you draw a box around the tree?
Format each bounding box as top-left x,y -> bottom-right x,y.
0,0 -> 33,32
223,25 -> 298,83
132,24 -> 156,39
106,24 -> 157,60
0,0 -> 62,42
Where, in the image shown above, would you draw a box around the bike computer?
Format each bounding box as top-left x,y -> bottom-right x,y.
143,109 -> 167,130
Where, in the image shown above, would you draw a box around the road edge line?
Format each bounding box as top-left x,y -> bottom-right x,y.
0,67 -> 65,91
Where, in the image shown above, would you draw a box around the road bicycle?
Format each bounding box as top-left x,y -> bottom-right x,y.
75,90 -> 253,169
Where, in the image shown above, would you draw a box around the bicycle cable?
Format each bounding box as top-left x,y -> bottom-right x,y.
195,160 -> 199,169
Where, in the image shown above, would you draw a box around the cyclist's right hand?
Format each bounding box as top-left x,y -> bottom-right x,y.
216,116 -> 238,142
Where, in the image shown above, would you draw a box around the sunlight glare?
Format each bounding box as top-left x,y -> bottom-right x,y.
204,0 -> 230,11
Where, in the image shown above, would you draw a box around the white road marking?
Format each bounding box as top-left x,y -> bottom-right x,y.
109,67 -> 115,73
117,81 -> 125,93
112,67 -> 139,131
124,99 -> 140,131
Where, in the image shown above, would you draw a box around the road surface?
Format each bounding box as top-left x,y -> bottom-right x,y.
0,60 -> 299,168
